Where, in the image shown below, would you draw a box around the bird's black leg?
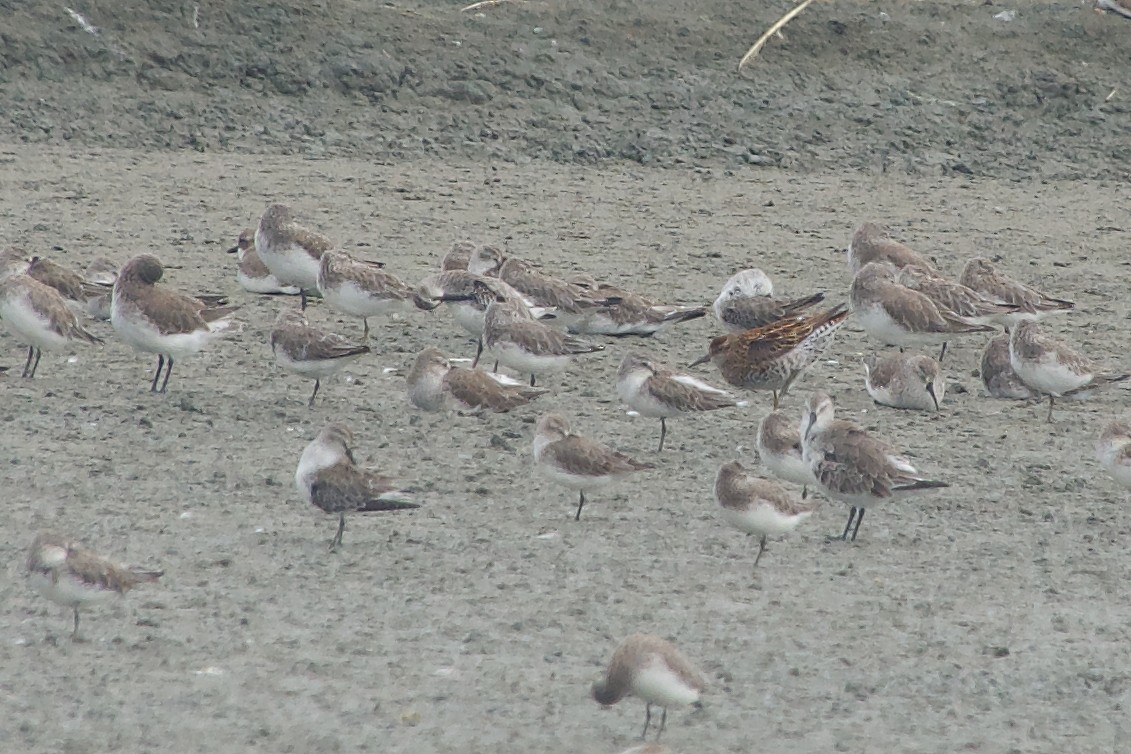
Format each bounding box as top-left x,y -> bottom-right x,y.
309,379 -> 321,407
21,346 -> 34,378
938,342 -> 948,364
840,507 -> 857,540
641,703 -> 652,740
330,513 -> 346,551
362,318 -> 370,339
656,707 -> 667,741
658,418 -> 667,452
1046,395 -> 1055,423
150,354 -> 165,392
159,356 -> 175,393
300,289 -> 309,311
754,534 -> 768,566
850,508 -> 866,541
575,491 -> 586,521
471,338 -> 483,368
529,374 -> 536,387
29,348 -> 42,378
72,607 -> 80,640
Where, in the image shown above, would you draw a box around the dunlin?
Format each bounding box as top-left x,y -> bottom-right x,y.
569,275 -> 706,337
800,391 -> 948,541
863,352 -> 945,412
959,257 -> 1075,328
980,331 -> 1036,400
755,410 -> 814,496
0,274 -> 101,377
26,255 -> 109,315
847,222 -> 936,276
478,282 -> 604,386
83,257 -> 119,320
270,308 -> 371,406
1097,420 -> 1131,490
26,532 -> 161,640
318,249 -> 413,338
1094,0 -> 1131,20
592,633 -> 706,741
227,228 -> 301,295
616,352 -> 738,451
0,246 -> 31,278
712,268 -> 823,332
254,204 -> 334,308
111,254 -> 238,393
714,460 -> 816,566
851,262 -> 994,354
690,304 -> 850,409
295,423 -> 420,550
468,245 -> 600,325
441,240 -> 477,271
406,346 -> 548,413
1008,319 -> 1129,421
533,413 -> 654,520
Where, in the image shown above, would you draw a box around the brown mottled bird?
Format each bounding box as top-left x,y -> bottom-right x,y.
295,423 -> 420,550
0,273 -> 102,378
270,308 -> 371,406
26,532 -> 162,640
406,346 -> 547,413
959,257 -> 1074,329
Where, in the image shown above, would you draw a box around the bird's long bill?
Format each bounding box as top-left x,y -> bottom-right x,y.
225,245 -> 239,254
688,353 -> 710,368
926,382 -> 940,412
412,293 -> 441,311
438,293 -> 477,303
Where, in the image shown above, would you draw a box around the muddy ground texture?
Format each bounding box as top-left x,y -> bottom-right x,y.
2,0 -> 1131,753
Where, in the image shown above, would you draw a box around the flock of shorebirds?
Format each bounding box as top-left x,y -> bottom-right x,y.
6,208 -> 1131,745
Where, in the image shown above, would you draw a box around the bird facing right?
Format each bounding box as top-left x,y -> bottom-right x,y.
800,391 -> 948,541
1097,420 -> 1131,491
862,352 -> 945,412
592,633 -> 707,741
714,460 -> 816,566
270,308 -> 371,407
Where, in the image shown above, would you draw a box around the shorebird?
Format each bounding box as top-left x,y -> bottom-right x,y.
959,257 -> 1075,328
532,413 -> 654,520
568,274 -> 706,337
980,331 -> 1036,400
111,254 -> 238,393
406,346 -> 547,413
82,257 -> 119,320
26,532 -> 161,640
690,304 -> 850,409
714,460 -> 816,566
713,272 -> 826,333
227,228 -> 301,295
0,246 -> 31,279
616,352 -> 739,451
0,274 -> 101,377
441,240 -> 477,271
1008,319 -> 1129,422
1097,420 -> 1131,490
862,352 -> 945,412
1095,0 -> 1131,16
800,391 -> 948,541
317,250 -> 413,338
850,261 -> 994,355
295,423 -> 420,550
592,633 -> 707,741
468,245 -> 600,326
847,222 -> 936,276
755,410 -> 814,496
254,204 -> 334,308
477,282 -> 604,386
270,308 -> 371,406
25,256 -> 112,316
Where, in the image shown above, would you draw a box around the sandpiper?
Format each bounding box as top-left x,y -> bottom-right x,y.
714,460 -> 816,566
26,532 -> 162,640
862,352 -> 945,411
959,257 -> 1075,328
616,352 -> 738,451
227,228 -> 301,295
83,257 -> 119,320
318,250 -> 413,338
713,270 -> 826,333
847,222 -> 936,276
980,331 -> 1036,400
569,275 -> 706,337
441,240 -> 477,271
1094,0 -> 1131,20
111,254 -> 238,393
533,413 -> 654,520
1008,319 -> 1129,421
295,423 -> 420,550
800,391 -> 948,541
0,246 -> 31,279
468,245 -> 600,326
850,262 -> 993,353
592,633 -> 707,741
270,308 -> 371,406
0,274 -> 101,377
26,255 -> 110,315
755,410 -> 814,496
690,304 -> 850,409
406,346 -> 548,413
1097,420 -> 1131,490
478,282 -> 604,386
254,204 -> 334,308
